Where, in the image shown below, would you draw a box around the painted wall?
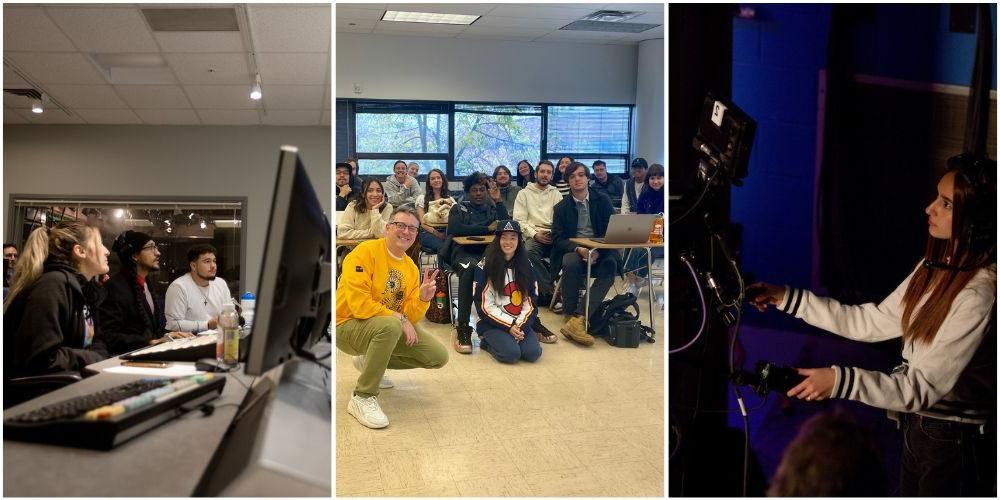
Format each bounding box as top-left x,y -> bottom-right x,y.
336,33 -> 638,104
3,125 -> 331,292
635,38 -> 665,164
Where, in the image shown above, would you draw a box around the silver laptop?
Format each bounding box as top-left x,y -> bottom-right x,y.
593,214 -> 658,244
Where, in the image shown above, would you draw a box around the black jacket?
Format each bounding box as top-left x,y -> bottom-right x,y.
590,175 -> 624,203
440,199 -> 509,261
3,261 -> 108,382
99,271 -> 167,355
550,188 -> 623,276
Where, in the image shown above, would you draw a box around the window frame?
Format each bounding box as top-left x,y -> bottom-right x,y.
340,98 -> 634,180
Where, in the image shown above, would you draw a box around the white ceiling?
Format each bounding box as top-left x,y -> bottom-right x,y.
3,4 -> 331,126
336,3 -> 663,44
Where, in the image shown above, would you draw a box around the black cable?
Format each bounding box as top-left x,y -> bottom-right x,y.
733,385 -> 750,497
670,168 -> 719,226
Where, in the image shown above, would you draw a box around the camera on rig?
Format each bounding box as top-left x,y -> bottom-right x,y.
692,94 -> 756,187
731,360 -> 806,397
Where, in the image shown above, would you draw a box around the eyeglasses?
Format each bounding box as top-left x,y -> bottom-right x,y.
388,221 -> 419,233
141,242 -> 159,252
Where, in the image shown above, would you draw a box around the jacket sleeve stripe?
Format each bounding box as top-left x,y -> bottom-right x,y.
789,288 -> 804,316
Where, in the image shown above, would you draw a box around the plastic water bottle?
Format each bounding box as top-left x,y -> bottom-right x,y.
240,291 -> 256,333
471,332 -> 481,353
218,303 -> 240,368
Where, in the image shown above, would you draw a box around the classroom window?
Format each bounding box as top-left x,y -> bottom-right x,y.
454,104 -> 542,177
7,198 -> 246,298
546,105 -> 631,173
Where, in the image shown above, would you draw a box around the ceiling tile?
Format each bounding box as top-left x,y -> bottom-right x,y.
22,108 -> 86,124
372,23 -> 468,36
337,3 -> 387,11
114,85 -> 192,109
337,17 -> 378,31
488,5 -> 596,20
5,108 -> 30,124
335,7 -> 386,21
76,108 -> 142,124
322,85 -> 331,108
165,53 -> 250,85
46,7 -> 160,53
262,85 -> 324,109
46,84 -> 127,109
459,25 -> 553,37
5,52 -> 106,84
471,16 -> 569,30
456,32 -> 545,42
184,85 -> 259,109
256,53 -> 327,84
321,109 -> 331,126
535,30 -> 625,42
154,32 -> 246,53
4,65 -> 31,87
249,6 -> 331,53
134,109 -> 200,125
262,109 -> 320,126
601,3 -> 665,13
626,12 -> 664,25
197,109 -> 261,125
3,7 -> 77,52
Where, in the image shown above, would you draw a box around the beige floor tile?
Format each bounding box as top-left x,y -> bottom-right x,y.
501,434 -> 585,475
425,411 -> 497,447
481,407 -> 561,441
587,459 -> 664,496
367,413 -> 439,454
562,429 -> 646,464
586,398 -> 662,429
518,382 -> 584,410
468,385 -> 529,413
375,448 -> 429,491
454,473 -> 534,497
339,490 -> 383,497
420,439 -> 520,483
541,402 -> 606,435
418,389 -> 481,420
522,468 -> 612,497
381,480 -> 462,497
336,454 -> 383,495
336,419 -> 375,457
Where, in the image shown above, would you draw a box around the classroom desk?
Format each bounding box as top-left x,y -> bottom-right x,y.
335,238 -> 373,249
568,238 -> 661,333
2,348 -> 331,497
453,235 -> 495,245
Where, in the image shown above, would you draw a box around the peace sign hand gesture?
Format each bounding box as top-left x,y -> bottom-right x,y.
419,268 -> 441,302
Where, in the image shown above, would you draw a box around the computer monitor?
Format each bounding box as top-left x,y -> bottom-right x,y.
244,145 -> 332,376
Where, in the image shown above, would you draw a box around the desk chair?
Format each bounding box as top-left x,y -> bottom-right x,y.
4,371 -> 82,409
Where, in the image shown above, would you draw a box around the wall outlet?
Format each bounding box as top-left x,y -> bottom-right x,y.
353,84 -> 362,94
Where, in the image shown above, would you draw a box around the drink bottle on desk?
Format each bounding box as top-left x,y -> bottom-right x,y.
240,291 -> 256,334
218,303 -> 240,368
649,213 -> 664,244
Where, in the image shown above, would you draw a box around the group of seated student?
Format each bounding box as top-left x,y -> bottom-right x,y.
2,221 -> 237,400
622,162 -> 665,295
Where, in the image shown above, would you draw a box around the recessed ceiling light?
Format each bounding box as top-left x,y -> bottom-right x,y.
381,10 -> 479,25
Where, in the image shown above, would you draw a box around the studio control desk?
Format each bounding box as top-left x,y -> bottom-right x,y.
3,345 -> 331,497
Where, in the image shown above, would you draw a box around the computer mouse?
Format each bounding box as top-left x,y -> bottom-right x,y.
195,358 -> 228,373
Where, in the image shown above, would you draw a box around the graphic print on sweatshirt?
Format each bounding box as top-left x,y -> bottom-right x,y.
380,268 -> 406,312
502,280 -> 523,316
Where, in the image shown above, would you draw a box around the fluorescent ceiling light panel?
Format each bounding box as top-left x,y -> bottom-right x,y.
381,10 -> 479,25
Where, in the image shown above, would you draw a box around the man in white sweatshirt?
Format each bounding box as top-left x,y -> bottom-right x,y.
512,160 -> 564,305
164,244 -> 233,333
384,160 -> 420,208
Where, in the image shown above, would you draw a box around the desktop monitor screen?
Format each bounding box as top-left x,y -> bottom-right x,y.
244,146 -> 332,376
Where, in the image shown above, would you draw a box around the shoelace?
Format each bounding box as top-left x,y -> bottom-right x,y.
358,396 -> 381,415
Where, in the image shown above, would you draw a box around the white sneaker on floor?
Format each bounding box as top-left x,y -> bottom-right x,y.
352,355 -> 394,388
626,279 -> 643,298
347,395 -> 389,429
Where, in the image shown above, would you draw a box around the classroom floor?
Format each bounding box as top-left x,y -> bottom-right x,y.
335,279 -> 664,497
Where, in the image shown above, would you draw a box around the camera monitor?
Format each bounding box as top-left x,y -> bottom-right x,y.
692,94 -> 756,183
244,145 -> 332,376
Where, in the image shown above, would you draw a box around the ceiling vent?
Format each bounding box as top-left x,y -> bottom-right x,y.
142,8 -> 239,31
560,20 -> 659,33
580,10 -> 643,23
3,88 -> 42,100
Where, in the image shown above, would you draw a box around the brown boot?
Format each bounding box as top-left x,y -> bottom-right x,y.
560,315 -> 594,346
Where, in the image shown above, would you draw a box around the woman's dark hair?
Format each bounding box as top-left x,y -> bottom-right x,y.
492,165 -> 512,181
641,164 -> 665,196
483,231 -> 533,302
901,155 -> 997,345
553,156 -> 575,182
515,160 -> 534,187
353,178 -> 385,214
423,168 -> 448,211
463,172 -> 489,193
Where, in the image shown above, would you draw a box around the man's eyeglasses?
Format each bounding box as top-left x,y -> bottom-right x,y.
141,242 -> 159,252
388,221 -> 419,233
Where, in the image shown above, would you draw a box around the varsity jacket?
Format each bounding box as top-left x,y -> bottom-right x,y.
777,263 -> 996,424
472,259 -> 538,335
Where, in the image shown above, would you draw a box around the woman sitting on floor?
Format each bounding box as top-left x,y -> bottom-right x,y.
473,220 -> 542,364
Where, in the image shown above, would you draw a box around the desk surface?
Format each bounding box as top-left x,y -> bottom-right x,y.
453,235 -> 494,245
570,237 -> 662,250
3,357 -> 254,497
336,238 -> 374,248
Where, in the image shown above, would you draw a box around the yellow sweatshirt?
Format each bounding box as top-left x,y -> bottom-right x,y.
336,238 -> 429,326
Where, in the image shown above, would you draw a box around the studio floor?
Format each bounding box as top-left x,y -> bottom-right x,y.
335,281 -> 664,497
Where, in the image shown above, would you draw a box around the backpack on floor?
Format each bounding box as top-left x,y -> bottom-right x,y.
591,293 -> 654,348
425,269 -> 452,324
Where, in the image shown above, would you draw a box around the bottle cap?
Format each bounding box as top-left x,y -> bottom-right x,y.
241,292 -> 255,300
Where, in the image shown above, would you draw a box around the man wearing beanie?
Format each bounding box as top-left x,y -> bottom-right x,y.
99,231 -> 191,355
621,157 -> 648,213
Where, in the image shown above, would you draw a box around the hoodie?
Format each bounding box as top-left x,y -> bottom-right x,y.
512,183 -> 564,240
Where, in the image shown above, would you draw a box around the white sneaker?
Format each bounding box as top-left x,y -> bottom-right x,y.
626,278 -> 643,298
347,395 -> 389,429
352,355 -> 394,389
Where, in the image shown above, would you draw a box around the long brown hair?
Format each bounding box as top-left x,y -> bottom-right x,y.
423,168 -> 448,211
901,164 -> 996,344
352,178 -> 384,214
3,221 -> 96,311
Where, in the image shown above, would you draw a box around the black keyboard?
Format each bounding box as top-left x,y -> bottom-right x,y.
4,374 -> 225,450
121,333 -> 219,362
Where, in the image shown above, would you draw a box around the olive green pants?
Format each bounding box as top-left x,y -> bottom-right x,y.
336,316 -> 448,398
